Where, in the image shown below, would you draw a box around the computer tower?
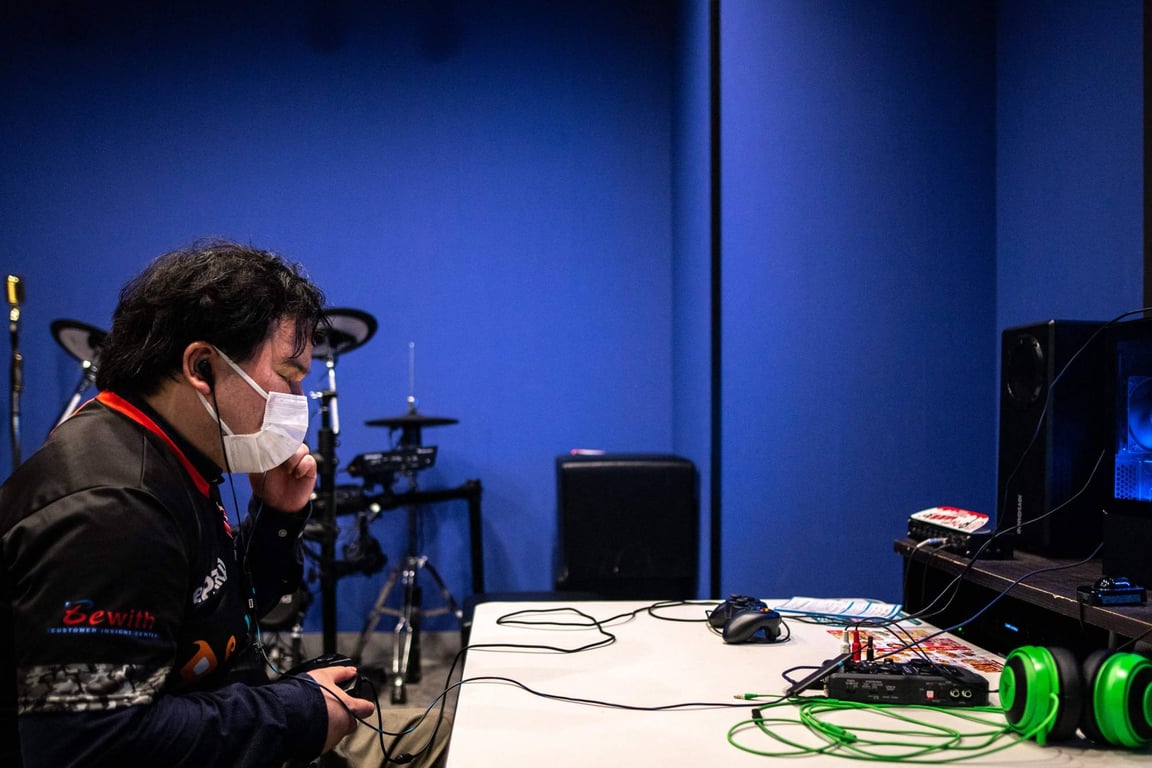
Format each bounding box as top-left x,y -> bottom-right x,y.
996,320 -> 1109,557
554,454 -> 698,599
1102,317 -> 1152,587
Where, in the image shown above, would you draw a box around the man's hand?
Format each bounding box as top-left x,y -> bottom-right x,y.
304,665 -> 376,753
250,443 -> 317,513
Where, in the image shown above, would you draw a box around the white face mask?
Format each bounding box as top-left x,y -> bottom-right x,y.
196,347 -> 310,473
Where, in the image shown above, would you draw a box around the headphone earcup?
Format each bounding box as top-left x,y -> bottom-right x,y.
1080,650 -> 1111,744
1002,646 -> 1083,744
1082,650 -> 1152,748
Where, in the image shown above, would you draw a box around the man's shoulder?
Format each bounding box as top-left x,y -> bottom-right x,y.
0,404 -> 199,538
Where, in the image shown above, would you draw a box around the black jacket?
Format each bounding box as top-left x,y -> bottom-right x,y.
0,391 -> 328,767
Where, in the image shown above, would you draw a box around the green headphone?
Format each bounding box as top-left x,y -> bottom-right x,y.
1001,645 -> 1152,748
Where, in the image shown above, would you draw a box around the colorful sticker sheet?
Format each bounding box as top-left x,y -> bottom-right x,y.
827,627 -> 1004,673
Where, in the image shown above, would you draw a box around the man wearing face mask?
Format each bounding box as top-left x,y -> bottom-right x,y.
0,241 -> 376,767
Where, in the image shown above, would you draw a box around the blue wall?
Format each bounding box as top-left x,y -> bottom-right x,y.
0,1 -> 1144,630
714,0 -> 1141,603
0,0 -> 680,632
719,0 -> 998,601
996,0 -> 1143,327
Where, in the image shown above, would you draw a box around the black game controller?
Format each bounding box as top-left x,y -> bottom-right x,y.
721,607 -> 782,644
285,653 -> 371,700
708,594 -> 768,629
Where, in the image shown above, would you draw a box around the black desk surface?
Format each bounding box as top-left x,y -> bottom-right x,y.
894,538 -> 1152,643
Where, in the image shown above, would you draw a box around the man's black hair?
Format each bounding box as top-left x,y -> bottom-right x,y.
95,240 -> 326,396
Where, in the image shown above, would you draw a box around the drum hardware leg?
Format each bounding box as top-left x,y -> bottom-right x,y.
352,565 -> 400,663
287,614 -> 305,672
356,549 -> 461,705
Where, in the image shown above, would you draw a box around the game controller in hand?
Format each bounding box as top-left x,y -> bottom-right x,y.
721,607 -> 782,644
707,594 -> 768,629
285,653 -> 371,700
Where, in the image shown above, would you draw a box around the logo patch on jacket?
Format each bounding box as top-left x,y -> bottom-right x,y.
49,599 -> 159,640
179,635 -> 239,682
193,557 -> 229,605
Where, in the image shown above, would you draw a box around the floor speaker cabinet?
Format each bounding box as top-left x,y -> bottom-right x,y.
554,454 -> 698,600
997,320 -> 1110,557
1103,317 -> 1152,587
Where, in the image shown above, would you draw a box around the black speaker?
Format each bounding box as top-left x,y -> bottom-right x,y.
554,454 -> 698,599
997,320 -> 1109,557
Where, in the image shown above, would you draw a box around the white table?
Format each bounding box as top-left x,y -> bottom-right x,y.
444,599 -> 1133,767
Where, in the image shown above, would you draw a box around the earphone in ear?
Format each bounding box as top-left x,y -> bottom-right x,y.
195,359 -> 214,389
1001,645 -> 1152,749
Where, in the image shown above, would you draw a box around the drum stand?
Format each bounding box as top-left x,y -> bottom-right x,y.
53,361 -> 96,429
352,468 -> 462,704
306,307 -> 379,656
313,384 -> 341,656
48,319 -> 108,434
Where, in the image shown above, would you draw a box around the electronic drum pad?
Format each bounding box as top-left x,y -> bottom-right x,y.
50,319 -> 106,366
313,308 -> 377,359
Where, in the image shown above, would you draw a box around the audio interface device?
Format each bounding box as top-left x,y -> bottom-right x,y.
825,658 -> 989,707
907,506 -> 1013,559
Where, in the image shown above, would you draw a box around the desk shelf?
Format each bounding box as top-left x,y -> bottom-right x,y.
894,538 -> 1152,653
